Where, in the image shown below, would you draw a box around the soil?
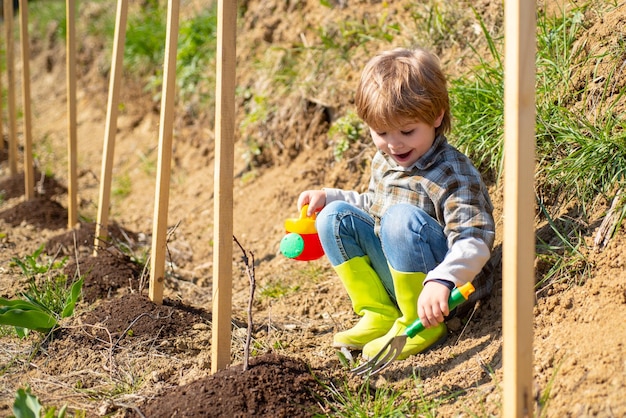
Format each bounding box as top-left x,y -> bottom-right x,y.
1,0 -> 626,417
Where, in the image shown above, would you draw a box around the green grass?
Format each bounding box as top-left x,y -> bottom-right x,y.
124,0 -> 218,105
112,173 -> 132,199
451,2 -> 626,209
313,368 -> 468,417
2,246 -> 82,336
314,377 -> 411,417
448,17 -> 505,178
534,6 -> 626,207
28,0 -> 114,41
329,111 -> 367,161
259,280 -> 299,300
448,2 -> 626,289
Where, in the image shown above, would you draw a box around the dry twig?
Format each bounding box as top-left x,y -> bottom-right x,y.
233,235 -> 256,371
594,188 -> 625,250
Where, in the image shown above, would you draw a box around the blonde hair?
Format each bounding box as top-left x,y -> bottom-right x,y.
355,47 -> 451,135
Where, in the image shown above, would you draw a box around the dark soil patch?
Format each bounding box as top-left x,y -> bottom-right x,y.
63,250 -> 144,303
0,197 -> 68,230
0,172 -> 69,230
0,171 -> 67,201
134,352 -> 324,418
56,292 -> 210,348
45,220 -> 141,256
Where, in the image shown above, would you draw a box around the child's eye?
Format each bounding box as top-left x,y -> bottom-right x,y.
401,129 -> 414,135
376,131 -> 386,136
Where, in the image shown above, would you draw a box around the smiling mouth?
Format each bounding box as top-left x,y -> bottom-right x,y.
393,151 -> 412,160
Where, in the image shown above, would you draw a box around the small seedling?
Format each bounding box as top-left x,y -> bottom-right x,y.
0,278 -> 83,337
11,245 -> 67,279
13,386 -> 68,418
336,347 -> 355,368
8,245 -> 81,336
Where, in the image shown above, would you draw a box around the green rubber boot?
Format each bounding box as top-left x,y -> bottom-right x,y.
332,256 -> 401,350
362,267 -> 447,360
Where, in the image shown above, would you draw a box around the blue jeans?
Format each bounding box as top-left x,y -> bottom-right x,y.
316,201 -> 448,301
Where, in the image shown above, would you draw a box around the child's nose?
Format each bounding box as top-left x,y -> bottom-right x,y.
385,134 -> 402,147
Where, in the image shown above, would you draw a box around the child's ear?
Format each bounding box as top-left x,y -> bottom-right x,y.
434,109 -> 445,128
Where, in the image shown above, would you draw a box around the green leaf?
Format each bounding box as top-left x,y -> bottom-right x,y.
0,308 -> 57,333
15,327 -> 29,338
13,387 -> 42,418
61,278 -> 83,318
0,298 -> 47,313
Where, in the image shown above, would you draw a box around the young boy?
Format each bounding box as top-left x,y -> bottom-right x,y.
297,47 -> 495,360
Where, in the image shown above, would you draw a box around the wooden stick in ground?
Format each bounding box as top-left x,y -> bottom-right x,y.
18,0 -> 34,200
93,0 -> 128,254
0,18 -> 3,162
211,0 -> 237,373
148,0 -> 180,305
502,1 -> 536,416
66,0 -> 78,228
4,0 -> 18,176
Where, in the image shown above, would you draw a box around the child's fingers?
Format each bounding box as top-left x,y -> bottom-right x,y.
297,192 -> 312,210
299,190 -> 326,216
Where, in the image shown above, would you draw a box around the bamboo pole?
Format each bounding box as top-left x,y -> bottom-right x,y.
93,0 -> 128,253
149,0 -> 180,305
0,14 -> 3,160
4,0 -> 17,176
502,0 -> 536,416
18,0 -> 33,200
66,0 -> 78,228
211,0 -> 237,373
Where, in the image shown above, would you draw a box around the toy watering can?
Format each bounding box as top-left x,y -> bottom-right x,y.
280,205 -> 324,261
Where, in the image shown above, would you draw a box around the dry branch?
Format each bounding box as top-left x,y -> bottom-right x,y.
233,236 -> 256,371
594,188 -> 625,250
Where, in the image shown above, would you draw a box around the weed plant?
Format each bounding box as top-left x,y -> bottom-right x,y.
314,378 -> 411,417
12,385 -> 79,418
2,246 -> 82,336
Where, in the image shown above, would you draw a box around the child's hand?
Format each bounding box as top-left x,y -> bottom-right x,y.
297,190 -> 327,216
417,281 -> 451,328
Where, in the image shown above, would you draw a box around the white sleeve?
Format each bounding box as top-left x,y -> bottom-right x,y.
424,237 -> 491,287
323,188 -> 372,211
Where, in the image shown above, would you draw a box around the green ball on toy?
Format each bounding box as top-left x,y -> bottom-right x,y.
280,232 -> 305,259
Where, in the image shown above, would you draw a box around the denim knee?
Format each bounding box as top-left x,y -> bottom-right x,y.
380,204 -> 447,272
315,200 -> 352,242
380,204 -> 432,245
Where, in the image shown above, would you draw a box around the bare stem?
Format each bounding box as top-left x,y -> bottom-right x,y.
233,235 -> 256,371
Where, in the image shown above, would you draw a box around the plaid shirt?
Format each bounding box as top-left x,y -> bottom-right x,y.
368,134 -> 494,248
325,134 -> 495,288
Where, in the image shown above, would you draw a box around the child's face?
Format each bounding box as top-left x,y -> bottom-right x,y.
370,113 -> 443,168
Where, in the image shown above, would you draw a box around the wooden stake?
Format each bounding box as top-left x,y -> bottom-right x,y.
149,0 -> 180,305
66,0 -> 78,228
0,13 -> 3,161
4,0 -> 18,176
18,0 -> 34,200
503,1 -> 536,416
94,0 -> 128,253
211,0 -> 236,373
